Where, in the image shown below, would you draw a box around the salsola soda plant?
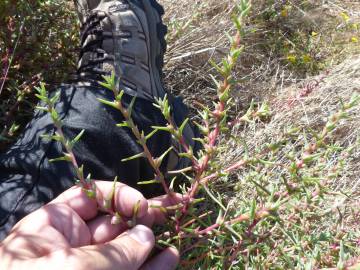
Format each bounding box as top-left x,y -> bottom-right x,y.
36,1 -> 360,269
35,83 -> 141,227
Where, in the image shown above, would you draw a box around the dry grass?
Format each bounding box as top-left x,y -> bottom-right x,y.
228,56 -> 360,223
160,0 -> 360,112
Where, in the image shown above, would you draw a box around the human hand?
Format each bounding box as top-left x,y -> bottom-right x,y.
0,181 -> 180,270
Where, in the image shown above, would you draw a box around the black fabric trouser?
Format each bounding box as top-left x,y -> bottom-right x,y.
0,83 -> 186,241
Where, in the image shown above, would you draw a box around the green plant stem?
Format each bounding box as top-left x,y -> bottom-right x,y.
113,98 -> 172,196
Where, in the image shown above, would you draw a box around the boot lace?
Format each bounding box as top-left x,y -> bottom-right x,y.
76,11 -> 115,81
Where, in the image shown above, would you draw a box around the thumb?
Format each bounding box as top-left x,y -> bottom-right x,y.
81,225 -> 155,270
34,225 -> 155,270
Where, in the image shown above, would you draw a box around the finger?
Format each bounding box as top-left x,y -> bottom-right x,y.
51,185 -> 98,220
139,193 -> 185,226
141,247 -> 179,270
84,224 -> 154,270
87,215 -> 128,244
32,225 -> 155,270
41,204 -> 91,248
107,181 -> 148,218
84,192 -> 185,244
51,181 -> 148,221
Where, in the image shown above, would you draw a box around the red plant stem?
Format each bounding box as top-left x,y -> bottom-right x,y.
173,29 -> 243,234
53,123 -> 122,218
53,123 -> 92,191
175,94 -> 226,232
117,102 -> 171,195
224,240 -> 243,269
177,208 -> 271,241
196,208 -> 270,236
246,219 -> 260,237
200,159 -> 247,185
190,100 -> 225,195
180,238 -> 208,256
181,211 -> 213,228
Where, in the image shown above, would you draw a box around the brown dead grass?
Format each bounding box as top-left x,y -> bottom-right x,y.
160,0 -> 360,114
229,57 -> 360,227
159,0 -> 360,165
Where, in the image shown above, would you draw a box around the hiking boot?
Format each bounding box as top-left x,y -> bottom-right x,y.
73,0 -> 201,172
73,0 -> 168,101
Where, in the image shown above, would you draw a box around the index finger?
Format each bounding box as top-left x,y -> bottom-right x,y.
51,180 -> 148,221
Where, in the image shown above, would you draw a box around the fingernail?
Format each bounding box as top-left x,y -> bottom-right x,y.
128,225 -> 154,245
